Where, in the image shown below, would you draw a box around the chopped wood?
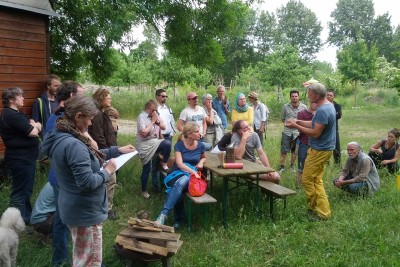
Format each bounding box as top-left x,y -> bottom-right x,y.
115,236 -> 153,255
166,240 -> 183,254
119,228 -> 180,242
141,219 -> 175,233
116,235 -> 169,256
131,225 -> 162,232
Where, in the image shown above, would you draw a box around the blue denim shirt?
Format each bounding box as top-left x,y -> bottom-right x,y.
212,97 -> 230,129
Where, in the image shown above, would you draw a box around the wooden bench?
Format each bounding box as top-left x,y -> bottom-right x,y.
186,192 -> 217,233
251,180 -> 296,219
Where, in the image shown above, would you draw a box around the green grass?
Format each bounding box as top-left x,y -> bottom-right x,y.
1,105 -> 400,266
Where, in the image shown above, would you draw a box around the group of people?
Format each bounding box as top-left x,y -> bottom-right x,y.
1,75 -> 399,266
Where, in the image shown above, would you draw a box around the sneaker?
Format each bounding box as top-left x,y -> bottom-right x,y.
142,191 -> 150,199
155,214 -> 166,226
108,209 -> 118,220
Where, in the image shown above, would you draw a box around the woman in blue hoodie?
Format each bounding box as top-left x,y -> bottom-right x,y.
42,95 -> 135,267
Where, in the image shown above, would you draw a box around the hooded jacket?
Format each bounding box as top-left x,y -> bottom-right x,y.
41,127 -> 119,227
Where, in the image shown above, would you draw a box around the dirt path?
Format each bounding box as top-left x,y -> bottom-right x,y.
117,119 -> 137,135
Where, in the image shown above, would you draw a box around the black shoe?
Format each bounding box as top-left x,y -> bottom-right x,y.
108,209 -> 118,220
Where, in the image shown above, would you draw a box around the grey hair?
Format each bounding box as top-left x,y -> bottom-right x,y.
64,95 -> 98,121
308,82 -> 327,98
217,85 -> 225,91
202,93 -> 213,104
347,141 -> 361,150
2,87 -> 23,107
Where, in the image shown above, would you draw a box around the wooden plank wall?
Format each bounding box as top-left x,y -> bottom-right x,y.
0,7 -> 49,155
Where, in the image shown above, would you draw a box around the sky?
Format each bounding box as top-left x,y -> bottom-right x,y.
255,0 -> 400,67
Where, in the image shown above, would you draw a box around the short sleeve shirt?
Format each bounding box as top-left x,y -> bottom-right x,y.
179,106 -> 207,134
281,102 -> 307,137
253,101 -> 268,130
136,111 -> 161,142
174,141 -> 206,167
231,132 -> 261,162
310,103 -> 336,151
297,109 -> 314,145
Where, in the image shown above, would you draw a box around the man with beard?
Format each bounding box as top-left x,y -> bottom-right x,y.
333,142 -> 380,195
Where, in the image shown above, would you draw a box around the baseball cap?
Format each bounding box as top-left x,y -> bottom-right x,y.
187,92 -> 198,100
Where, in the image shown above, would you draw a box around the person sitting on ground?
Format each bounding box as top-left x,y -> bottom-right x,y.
333,142 -> 380,195
369,128 -> 400,174
30,182 -> 56,237
136,100 -> 172,198
231,120 -> 280,183
231,92 -> 253,127
155,122 -> 206,229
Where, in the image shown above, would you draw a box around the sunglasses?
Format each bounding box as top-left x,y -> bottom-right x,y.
158,95 -> 168,98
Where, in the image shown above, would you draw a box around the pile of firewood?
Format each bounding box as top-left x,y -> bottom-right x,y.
115,217 -> 183,258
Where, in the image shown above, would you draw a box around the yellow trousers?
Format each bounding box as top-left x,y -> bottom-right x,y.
302,148 -> 332,219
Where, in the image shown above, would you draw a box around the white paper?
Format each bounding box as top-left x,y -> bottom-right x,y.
211,145 -> 221,154
101,151 -> 138,171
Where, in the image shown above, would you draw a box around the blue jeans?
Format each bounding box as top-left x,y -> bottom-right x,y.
297,142 -> 310,173
333,177 -> 368,195
161,174 -> 190,224
199,138 -> 212,151
141,139 -> 171,192
51,184 -> 70,266
5,157 -> 36,223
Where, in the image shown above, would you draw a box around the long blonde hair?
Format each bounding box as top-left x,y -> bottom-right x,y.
177,122 -> 198,141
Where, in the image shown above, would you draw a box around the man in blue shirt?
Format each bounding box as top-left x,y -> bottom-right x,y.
212,85 -> 230,131
286,82 -> 336,221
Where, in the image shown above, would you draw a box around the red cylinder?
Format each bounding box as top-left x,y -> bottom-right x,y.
222,163 -> 244,169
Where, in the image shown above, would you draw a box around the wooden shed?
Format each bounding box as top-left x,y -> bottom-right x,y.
0,0 -> 59,157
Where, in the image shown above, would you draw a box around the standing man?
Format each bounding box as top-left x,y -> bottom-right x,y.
279,90 -> 306,172
32,74 -> 61,139
248,91 -> 269,146
177,92 -> 211,150
212,85 -> 230,132
286,82 -> 336,221
333,142 -> 380,195
156,88 -> 175,142
326,89 -> 342,165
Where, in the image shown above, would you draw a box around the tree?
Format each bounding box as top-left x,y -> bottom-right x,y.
257,45 -> 311,101
337,39 -> 378,106
368,13 -> 395,62
275,0 -> 322,61
253,11 -> 277,56
328,0 -> 375,48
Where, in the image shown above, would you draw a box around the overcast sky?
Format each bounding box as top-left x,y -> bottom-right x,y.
255,0 -> 400,67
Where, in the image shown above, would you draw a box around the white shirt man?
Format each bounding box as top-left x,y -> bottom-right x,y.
155,88 -> 175,142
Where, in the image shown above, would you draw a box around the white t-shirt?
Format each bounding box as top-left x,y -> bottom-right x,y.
179,106 -> 207,134
158,103 -> 175,135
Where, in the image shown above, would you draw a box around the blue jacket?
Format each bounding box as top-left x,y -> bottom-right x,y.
41,126 -> 119,227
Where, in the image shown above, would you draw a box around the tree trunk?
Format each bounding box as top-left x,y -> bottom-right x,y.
354,80 -> 358,107
276,85 -> 283,102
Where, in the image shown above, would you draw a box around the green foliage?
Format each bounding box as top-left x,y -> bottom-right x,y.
337,39 -> 378,91
275,0 -> 323,61
328,0 -> 375,48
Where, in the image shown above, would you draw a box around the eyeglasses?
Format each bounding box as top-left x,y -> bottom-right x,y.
158,95 -> 168,98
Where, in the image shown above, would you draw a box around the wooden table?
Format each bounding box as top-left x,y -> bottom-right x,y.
204,152 -> 274,228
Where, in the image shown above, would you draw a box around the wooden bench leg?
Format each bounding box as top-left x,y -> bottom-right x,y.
187,199 -> 193,233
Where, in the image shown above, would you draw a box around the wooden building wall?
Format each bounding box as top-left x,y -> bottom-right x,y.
0,7 -> 50,156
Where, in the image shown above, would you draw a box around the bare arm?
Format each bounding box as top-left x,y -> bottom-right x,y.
370,140 -> 383,154
177,119 -> 185,132
28,120 -> 42,137
257,147 -> 270,167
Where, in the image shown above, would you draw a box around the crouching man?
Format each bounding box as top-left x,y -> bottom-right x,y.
231,120 -> 280,183
333,142 -> 380,195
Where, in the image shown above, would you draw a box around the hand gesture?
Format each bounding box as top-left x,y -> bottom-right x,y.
285,119 -> 297,128
242,130 -> 251,141
151,111 -> 158,123
104,158 -> 117,175
119,144 -> 136,154
196,162 -> 204,170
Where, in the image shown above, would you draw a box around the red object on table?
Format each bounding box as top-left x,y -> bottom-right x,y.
222,163 -> 244,169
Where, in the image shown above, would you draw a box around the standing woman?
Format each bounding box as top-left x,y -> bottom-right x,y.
0,87 -> 42,223
136,100 -> 172,198
41,95 -> 135,266
231,92 -> 253,127
155,122 -> 206,229
202,93 -> 223,147
369,128 -> 400,173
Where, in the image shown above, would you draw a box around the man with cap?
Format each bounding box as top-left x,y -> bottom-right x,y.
177,92 -> 212,150
248,91 -> 269,146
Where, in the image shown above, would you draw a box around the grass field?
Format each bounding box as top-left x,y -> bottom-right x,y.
1,105 -> 399,267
